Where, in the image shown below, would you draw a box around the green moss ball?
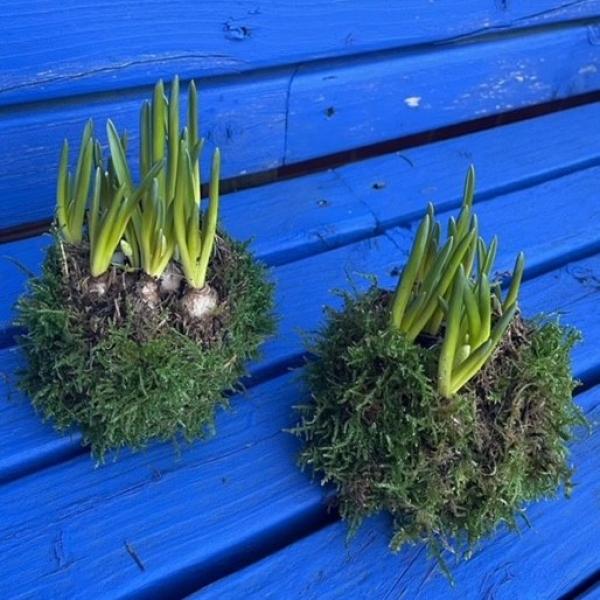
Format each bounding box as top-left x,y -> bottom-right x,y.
16,234 -> 275,459
294,287 -> 584,567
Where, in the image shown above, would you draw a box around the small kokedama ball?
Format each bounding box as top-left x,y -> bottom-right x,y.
294,287 -> 584,565
16,233 -> 275,459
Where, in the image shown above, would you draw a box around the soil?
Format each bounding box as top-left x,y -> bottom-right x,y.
56,235 -> 236,347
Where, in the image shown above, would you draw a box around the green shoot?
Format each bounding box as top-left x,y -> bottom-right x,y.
174,145 -> 221,289
88,160 -> 163,277
53,75 -> 223,300
133,76 -> 203,279
390,165 -> 525,397
56,120 -> 95,244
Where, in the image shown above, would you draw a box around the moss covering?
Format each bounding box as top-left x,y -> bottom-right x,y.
16,232 -> 275,459
294,286 -> 584,570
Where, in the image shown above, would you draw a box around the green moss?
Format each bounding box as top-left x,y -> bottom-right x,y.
15,234 -> 275,459
294,286 -> 584,569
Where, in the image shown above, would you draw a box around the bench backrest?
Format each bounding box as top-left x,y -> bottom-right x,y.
1,1 -> 599,234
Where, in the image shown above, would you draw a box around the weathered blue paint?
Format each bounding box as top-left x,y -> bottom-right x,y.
3,104 -> 600,347
2,245 -> 600,598
2,1 -> 598,107
2,4 -> 600,598
196,381 -> 600,599
2,22 -> 600,230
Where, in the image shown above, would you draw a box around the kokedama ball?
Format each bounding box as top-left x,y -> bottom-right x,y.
294,287 -> 584,568
16,234 -> 274,459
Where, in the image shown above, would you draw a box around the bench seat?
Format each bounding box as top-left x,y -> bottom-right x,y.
1,102 -> 600,598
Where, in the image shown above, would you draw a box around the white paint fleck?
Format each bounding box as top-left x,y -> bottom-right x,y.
404,96 -> 422,108
579,65 -> 598,75
514,75 -> 525,82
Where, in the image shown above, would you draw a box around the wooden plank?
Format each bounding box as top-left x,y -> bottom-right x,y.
0,348 -> 81,484
1,250 -> 600,600
0,76 -> 288,230
3,160 -> 600,352
2,1 -> 599,107
5,98 -> 600,243
336,102 -> 600,231
197,385 -> 600,600
2,27 -> 600,231
1,97 -> 600,256
285,25 -> 600,163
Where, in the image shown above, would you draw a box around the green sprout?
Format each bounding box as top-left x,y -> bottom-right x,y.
53,76 -> 224,318
174,145 -> 220,290
56,120 -> 95,244
390,166 -> 525,397
109,76 -> 210,287
87,122 -> 162,278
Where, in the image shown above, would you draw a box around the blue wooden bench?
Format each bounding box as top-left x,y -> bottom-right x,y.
1,3 -> 600,598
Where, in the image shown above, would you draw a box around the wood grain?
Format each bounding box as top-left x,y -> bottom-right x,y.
2,1 -> 598,107
3,110 -> 600,352
285,25 -> 600,162
2,25 -> 600,230
1,248 -> 600,599
197,383 -> 600,599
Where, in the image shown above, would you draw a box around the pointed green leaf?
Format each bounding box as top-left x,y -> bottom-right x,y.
390,213 -> 431,329
503,252 -> 525,311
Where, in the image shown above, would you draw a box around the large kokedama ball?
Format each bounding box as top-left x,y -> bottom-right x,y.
294,287 -> 583,565
16,234 -> 274,459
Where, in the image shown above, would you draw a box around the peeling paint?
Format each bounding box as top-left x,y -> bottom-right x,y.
404,96 -> 421,108
223,22 -> 252,41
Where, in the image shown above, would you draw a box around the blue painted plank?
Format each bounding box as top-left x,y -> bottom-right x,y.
1,99 -> 599,277
0,348 -> 81,484
1,236 -> 50,346
2,28 -> 600,230
197,385 -> 600,600
3,164 -> 600,482
2,1 -> 598,107
3,162 -> 600,357
388,165 -> 600,280
337,102 -> 600,230
1,249 -> 600,600
285,25 -> 600,163
0,76 -> 288,229
5,99 -> 600,249
0,370 -> 325,600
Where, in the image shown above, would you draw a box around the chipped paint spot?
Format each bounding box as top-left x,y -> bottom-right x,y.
579,65 -> 598,75
404,96 -> 421,108
223,22 -> 251,41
